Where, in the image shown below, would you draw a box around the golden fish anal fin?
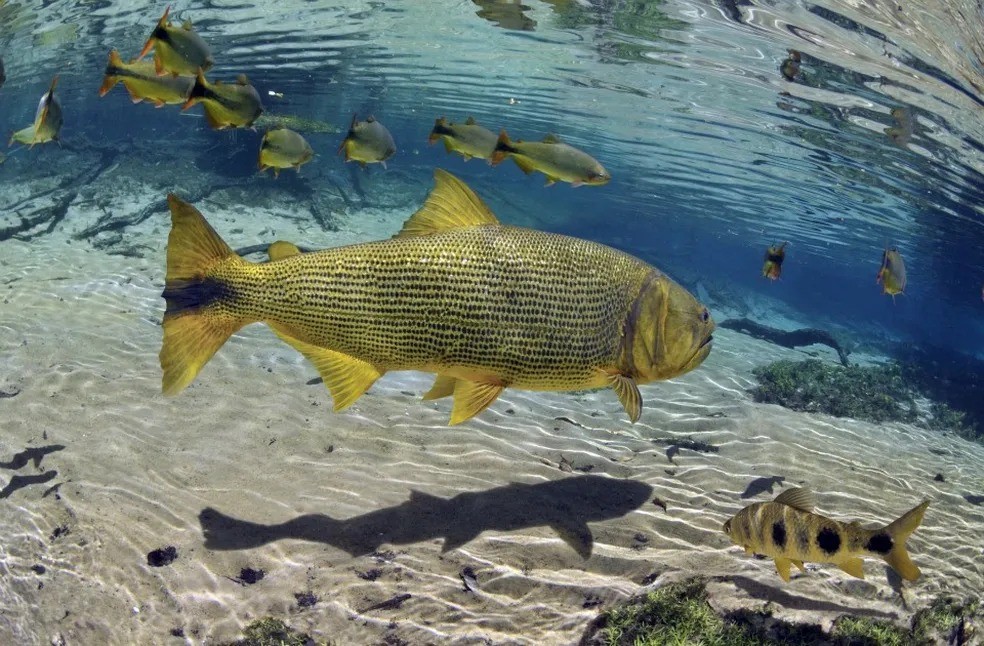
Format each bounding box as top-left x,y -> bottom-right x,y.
511,155 -> 537,175
449,379 -> 504,425
270,324 -> 383,411
423,374 -> 457,401
774,487 -> 816,513
774,557 -> 792,582
394,169 -> 499,238
791,559 -> 806,572
442,138 -> 454,153
267,240 -> 301,262
607,373 -> 642,423
837,558 -> 865,579
202,105 -> 225,130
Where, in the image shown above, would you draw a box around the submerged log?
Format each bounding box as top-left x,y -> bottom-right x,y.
720,318 -> 850,366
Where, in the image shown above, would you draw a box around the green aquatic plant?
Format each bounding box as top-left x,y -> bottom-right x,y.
751,359 -> 918,424
911,595 -> 980,644
223,618 -> 316,646
831,616 -> 910,646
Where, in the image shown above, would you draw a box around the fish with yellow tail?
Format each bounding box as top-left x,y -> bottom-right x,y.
258,127 -> 314,177
762,242 -> 787,280
138,5 -> 214,77
99,50 -> 194,107
429,116 -> 497,162
876,246 -> 906,299
182,71 -> 263,130
9,76 -> 62,148
160,169 -> 714,425
491,130 -> 610,187
723,488 -> 930,583
338,114 -> 396,167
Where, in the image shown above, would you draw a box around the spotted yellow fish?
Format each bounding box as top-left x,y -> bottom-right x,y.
338,114 -> 395,167
491,130 -> 610,187
762,242 -> 786,280
723,487 -> 929,582
182,71 -> 263,130
160,170 -> 714,425
138,5 -> 214,77
876,246 -> 906,299
258,127 -> 314,177
99,49 -> 194,107
429,116 -> 497,162
9,76 -> 62,148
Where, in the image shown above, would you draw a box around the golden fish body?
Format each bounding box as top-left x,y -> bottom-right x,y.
876,247 -> 906,297
338,114 -> 396,166
138,6 -> 214,77
724,487 -> 929,582
160,170 -> 714,425
99,50 -> 194,106
259,127 -> 314,177
762,242 -> 786,280
9,76 -> 62,147
429,116 -> 497,162
491,130 -> 610,187
183,71 -> 263,129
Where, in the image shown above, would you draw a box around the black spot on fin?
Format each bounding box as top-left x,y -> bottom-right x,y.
865,532 -> 893,555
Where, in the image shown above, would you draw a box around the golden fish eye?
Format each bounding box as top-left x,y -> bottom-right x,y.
700,309 -> 710,323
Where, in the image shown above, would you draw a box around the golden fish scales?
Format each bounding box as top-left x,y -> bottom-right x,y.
161,170 -> 715,424
213,226 -> 652,390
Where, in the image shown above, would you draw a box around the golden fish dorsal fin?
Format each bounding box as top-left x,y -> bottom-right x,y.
465,116 -> 476,125
542,133 -> 561,143
267,240 -> 301,261
774,487 -> 815,512
394,169 -> 499,238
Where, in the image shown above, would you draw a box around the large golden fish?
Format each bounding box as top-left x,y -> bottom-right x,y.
723,487 -> 929,582
160,170 -> 714,424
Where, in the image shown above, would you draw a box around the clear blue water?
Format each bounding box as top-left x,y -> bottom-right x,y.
1,1 -> 983,643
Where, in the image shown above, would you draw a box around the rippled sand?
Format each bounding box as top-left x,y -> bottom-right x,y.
1,196 -> 983,646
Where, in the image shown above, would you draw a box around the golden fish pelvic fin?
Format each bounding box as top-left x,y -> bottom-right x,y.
875,499 -> 930,582
271,324 -> 384,412
160,194 -> 244,395
605,371 -> 642,423
449,379 -> 505,425
423,374 -> 456,400
393,169 -> 499,238
774,556 -> 793,582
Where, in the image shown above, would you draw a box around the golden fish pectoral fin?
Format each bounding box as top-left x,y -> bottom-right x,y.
449,379 -> 505,425
394,169 -> 499,238
423,374 -> 457,401
791,559 -> 806,572
774,557 -> 793,582
837,557 -> 866,579
270,324 -> 383,411
607,373 -> 642,423
743,545 -> 755,555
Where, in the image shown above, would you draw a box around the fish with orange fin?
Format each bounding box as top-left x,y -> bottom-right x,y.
338,114 -> 396,168
723,487 -> 930,583
429,116 -> 497,162
876,246 -> 906,299
762,242 -> 787,280
182,70 -> 263,130
99,50 -> 194,107
138,5 -> 214,77
491,130 -> 610,187
9,76 -> 63,148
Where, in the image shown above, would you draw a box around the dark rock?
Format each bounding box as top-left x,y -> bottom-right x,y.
147,546 -> 178,567
31,564 -> 46,575
294,591 -> 318,608
934,473 -> 945,482
238,567 -> 264,584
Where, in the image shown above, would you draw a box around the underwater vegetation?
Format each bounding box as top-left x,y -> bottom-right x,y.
219,618 -> 314,646
751,359 -> 981,442
584,577 -> 981,646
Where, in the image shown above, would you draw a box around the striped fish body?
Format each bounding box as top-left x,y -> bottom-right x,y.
183,71 -> 263,130
139,6 -> 214,77
99,50 -> 194,106
216,226 -> 651,391
724,488 -> 929,583
429,117 -> 497,161
160,170 -> 714,424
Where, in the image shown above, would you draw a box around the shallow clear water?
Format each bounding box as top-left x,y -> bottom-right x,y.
1,1 -> 983,644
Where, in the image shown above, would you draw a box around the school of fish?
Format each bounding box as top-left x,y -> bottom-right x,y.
1,4 -> 936,594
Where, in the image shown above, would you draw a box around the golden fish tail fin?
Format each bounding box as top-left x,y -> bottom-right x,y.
873,499 -> 930,581
99,51 -> 123,96
182,68 -> 208,110
159,194 -> 246,396
139,5 -> 170,59
490,129 -> 514,166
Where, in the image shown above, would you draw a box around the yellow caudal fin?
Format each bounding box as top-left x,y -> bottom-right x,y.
876,499 -> 930,581
160,194 -> 244,395
394,169 -> 499,238
270,324 -> 384,411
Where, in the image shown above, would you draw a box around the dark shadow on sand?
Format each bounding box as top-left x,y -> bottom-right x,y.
0,471 -> 59,499
725,575 -> 899,620
199,475 -> 653,559
740,475 -> 785,499
0,445 -> 66,470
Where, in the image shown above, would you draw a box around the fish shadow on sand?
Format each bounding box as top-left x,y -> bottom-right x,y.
740,475 -> 785,499
199,475 -> 653,559
725,575 -> 898,620
0,444 -> 66,470
0,471 -> 59,499
964,494 -> 984,506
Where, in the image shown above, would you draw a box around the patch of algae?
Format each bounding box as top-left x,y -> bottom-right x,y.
584,577 -> 981,646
